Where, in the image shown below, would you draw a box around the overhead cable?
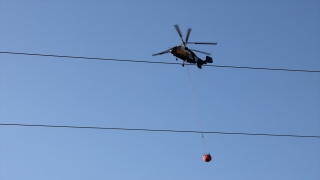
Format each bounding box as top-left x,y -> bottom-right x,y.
1,51 -> 319,73
1,123 -> 319,139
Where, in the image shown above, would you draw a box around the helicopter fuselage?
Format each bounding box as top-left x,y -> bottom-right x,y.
170,45 -> 200,64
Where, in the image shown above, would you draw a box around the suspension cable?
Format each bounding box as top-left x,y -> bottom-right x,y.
186,65 -> 209,153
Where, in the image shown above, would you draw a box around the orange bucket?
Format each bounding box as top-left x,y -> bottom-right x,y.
203,154 -> 212,162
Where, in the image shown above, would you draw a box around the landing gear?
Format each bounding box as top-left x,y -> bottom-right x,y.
176,58 -> 178,61
182,63 -> 184,67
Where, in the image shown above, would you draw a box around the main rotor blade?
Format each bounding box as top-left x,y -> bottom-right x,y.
187,42 -> 218,45
185,28 -> 192,44
190,49 -> 211,55
174,24 -> 185,45
152,49 -> 171,56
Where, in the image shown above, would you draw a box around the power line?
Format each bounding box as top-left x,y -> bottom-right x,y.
1,51 -> 319,73
1,123 -> 319,139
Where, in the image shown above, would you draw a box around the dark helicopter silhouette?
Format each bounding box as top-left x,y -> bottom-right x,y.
152,25 -> 217,69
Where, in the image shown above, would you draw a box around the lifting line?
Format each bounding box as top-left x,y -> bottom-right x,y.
186,65 -> 209,154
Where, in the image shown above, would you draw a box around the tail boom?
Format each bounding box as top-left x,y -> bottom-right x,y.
196,56 -> 213,69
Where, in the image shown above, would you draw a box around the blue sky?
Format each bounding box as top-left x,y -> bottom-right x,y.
1,1 -> 319,179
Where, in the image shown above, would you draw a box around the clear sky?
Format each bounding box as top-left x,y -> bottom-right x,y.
1,0 -> 319,179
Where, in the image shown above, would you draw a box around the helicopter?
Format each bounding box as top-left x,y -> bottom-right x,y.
152,25 -> 217,69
